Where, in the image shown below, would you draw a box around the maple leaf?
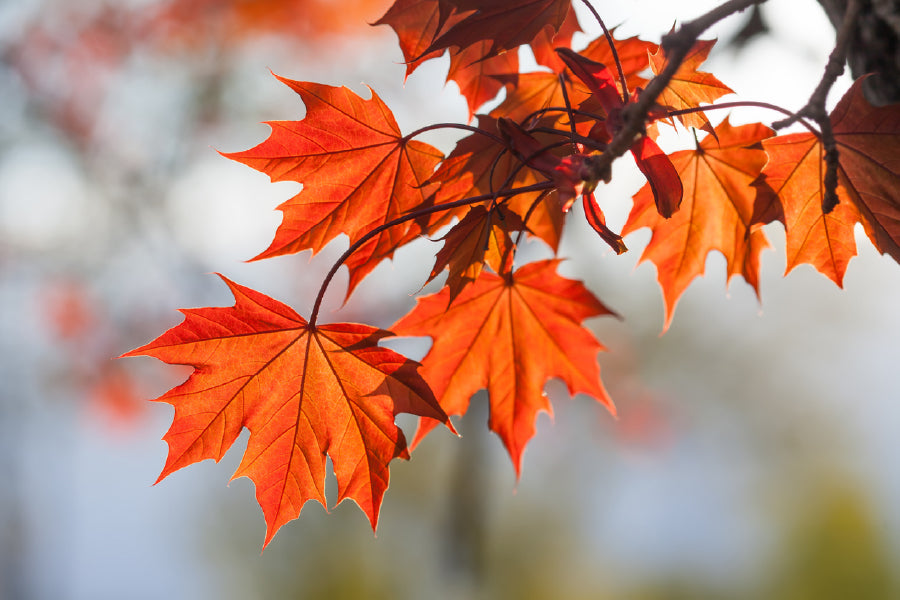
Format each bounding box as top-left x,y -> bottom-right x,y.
375,0 -> 518,117
528,3 -> 581,73
488,31 -> 653,128
497,118 -> 616,239
622,118 -> 773,330
374,0 -> 462,79
580,31 -> 657,92
447,41 -> 519,120
427,205 -> 526,301
223,75 -> 443,298
490,71 -> 590,125
556,48 -> 684,218
752,78 -> 900,284
123,276 -> 452,548
430,115 -> 565,251
755,132 -> 861,286
828,77 -> 900,262
648,39 -> 733,131
422,0 -> 572,60
392,260 -> 615,474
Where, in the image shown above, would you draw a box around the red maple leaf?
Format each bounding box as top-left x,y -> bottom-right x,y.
828,77 -> 900,262
580,31 -> 658,91
447,41 -> 519,119
556,47 -> 684,218
375,0 -> 519,117
124,275 -> 452,547
528,3 -> 581,72
622,118 -> 774,330
374,0 -> 463,79
422,0 -> 572,60
392,260 -> 615,474
223,76 -> 443,298
430,115 -> 566,251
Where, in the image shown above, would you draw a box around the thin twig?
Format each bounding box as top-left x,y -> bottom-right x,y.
666,100 -> 820,136
309,181 -> 555,325
578,0 -> 629,103
772,0 -> 860,213
558,73 -> 579,151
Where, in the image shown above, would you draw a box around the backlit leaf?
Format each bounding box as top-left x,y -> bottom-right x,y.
423,0 -> 572,60
393,260 -> 615,473
223,76 -> 443,298
648,39 -> 733,130
124,276 -> 451,548
623,119 -> 773,330
756,132 -> 861,285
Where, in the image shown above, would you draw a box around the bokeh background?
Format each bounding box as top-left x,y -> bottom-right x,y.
1,0 -> 898,598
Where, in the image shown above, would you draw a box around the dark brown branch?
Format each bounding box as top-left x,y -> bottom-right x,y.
579,0 -> 767,186
773,0 -> 860,213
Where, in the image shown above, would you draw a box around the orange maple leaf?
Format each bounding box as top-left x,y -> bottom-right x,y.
487,31 -> 654,134
755,132 -> 861,285
648,39 -> 733,131
427,205 -> 526,301
752,78 -> 900,284
392,260 -> 615,474
622,118 -> 773,330
528,3 -> 581,73
223,76 -> 443,298
374,0 -> 462,79
580,31 -> 657,92
375,0 -> 519,117
124,275 -> 452,548
447,41 -> 519,120
490,70 -> 590,125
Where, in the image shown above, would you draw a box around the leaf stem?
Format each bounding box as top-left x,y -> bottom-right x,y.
512,190 -> 552,252
309,181 -> 555,326
403,122 -> 505,146
665,100 -> 820,136
558,73 -> 580,150
578,0 -> 629,104
579,0 -> 768,184
522,105 -> 607,126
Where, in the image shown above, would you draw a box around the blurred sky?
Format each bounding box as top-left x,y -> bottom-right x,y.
1,0 -> 899,598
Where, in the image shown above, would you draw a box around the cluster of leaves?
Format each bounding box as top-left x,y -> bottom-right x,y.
126,0 -> 900,548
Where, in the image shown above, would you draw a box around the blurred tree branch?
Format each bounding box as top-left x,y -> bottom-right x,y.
817,0 -> 900,104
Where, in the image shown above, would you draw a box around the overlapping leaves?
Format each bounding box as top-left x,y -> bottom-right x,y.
127,0 -> 900,549
393,260 -> 616,473
753,78 -> 900,285
623,119 -> 773,329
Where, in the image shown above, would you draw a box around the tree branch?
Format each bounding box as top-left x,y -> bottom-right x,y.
579,0 -> 767,187
774,0 -> 860,213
